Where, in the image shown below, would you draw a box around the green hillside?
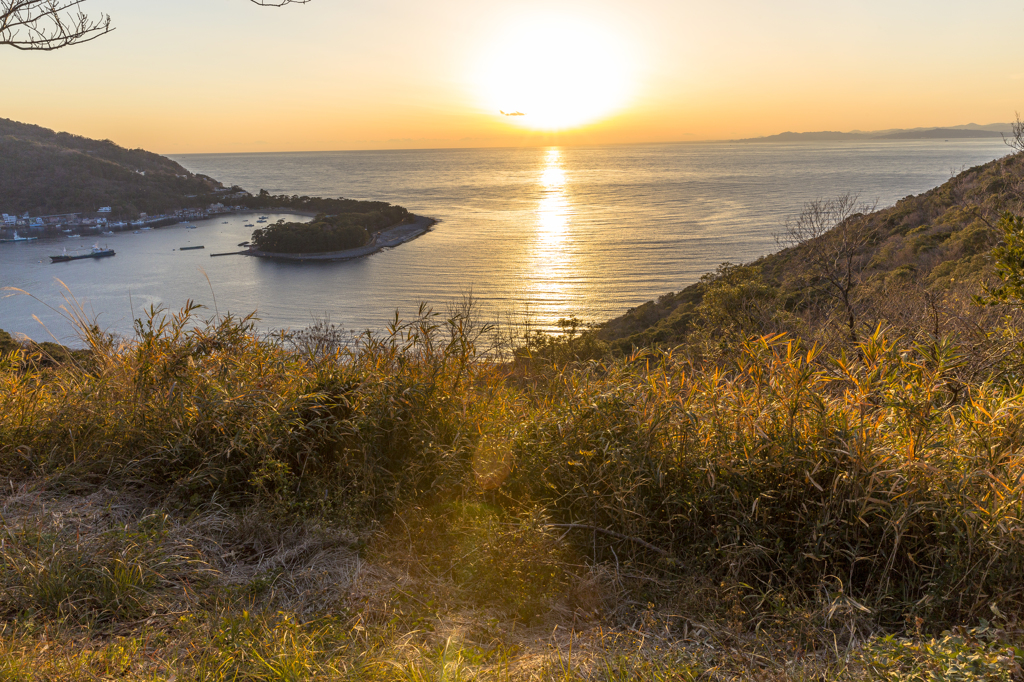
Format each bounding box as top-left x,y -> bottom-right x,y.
599,151 -> 1023,352
0,117 -> 224,217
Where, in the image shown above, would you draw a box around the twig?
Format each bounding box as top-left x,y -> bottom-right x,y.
546,523 -> 672,557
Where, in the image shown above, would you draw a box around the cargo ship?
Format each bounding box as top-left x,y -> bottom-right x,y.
50,244 -> 116,263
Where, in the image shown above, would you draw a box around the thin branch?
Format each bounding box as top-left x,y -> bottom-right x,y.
1,0 -> 311,51
1002,111 -> 1024,155
1,0 -> 111,51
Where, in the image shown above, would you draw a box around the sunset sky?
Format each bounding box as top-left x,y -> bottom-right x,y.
2,0 -> 1020,153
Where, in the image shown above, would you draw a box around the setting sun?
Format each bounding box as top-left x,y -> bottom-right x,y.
475,17 -> 635,131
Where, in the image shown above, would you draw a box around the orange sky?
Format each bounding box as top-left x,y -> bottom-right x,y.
2,0 -> 1020,152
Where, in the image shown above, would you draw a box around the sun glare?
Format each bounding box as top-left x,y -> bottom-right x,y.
476,17 -> 635,131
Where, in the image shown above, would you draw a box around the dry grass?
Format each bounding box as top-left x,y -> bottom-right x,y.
3,294 -> 1024,678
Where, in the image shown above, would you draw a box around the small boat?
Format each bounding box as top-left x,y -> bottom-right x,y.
180,245 -> 205,251
259,216 -> 268,219
140,227 -> 152,231
237,241 -> 251,247
133,230 -> 141,234
0,231 -> 38,243
244,223 -> 255,227
50,244 -> 115,263
103,231 -> 115,235
66,234 -> 81,239
185,225 -> 198,229
222,221 -> 229,224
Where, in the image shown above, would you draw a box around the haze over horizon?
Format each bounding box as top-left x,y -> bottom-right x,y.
3,0 -> 1022,153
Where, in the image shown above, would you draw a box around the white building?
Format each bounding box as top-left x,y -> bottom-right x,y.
2,214 -> 16,226
98,206 -> 112,213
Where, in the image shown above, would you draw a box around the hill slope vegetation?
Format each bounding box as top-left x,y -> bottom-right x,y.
0,117 -> 224,217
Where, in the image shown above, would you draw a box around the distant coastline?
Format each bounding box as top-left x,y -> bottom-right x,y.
732,125 -> 1010,143
246,215 -> 435,261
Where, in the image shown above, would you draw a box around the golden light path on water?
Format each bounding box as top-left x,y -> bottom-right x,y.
527,148 -> 576,322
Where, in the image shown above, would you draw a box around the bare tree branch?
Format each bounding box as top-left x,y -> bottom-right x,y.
1002,111 -> 1024,155
776,193 -> 876,343
1,0 -> 310,50
1,0 -> 110,51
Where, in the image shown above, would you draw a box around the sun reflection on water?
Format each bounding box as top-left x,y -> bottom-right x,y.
528,148 -> 577,326
536,149 -> 571,245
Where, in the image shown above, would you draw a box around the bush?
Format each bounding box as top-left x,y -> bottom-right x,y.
3,300 -> 1024,631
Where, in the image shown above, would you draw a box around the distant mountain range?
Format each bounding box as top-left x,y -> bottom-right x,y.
734,123 -> 1011,143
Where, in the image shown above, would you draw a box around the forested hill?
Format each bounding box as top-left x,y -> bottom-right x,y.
598,151 -> 1024,350
0,117 -> 224,217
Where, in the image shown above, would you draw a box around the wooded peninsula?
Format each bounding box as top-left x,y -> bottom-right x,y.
247,195 -> 413,254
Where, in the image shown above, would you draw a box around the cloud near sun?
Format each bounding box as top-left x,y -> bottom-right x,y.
475,17 -> 636,131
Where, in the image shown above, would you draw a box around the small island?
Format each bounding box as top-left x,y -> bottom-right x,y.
245,195 -> 434,260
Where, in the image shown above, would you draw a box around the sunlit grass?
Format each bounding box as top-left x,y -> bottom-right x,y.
2,296 -> 1024,678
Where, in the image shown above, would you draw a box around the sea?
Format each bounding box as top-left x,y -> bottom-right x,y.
0,139 -> 1012,344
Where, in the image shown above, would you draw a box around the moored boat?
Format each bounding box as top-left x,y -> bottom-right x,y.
0,231 -> 38,243
50,244 -> 115,263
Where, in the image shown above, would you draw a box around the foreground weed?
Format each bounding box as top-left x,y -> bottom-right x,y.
4,300 -> 1024,634
853,621 -> 1024,681
2,527 -> 164,624
380,502 -> 572,622
187,611 -> 344,681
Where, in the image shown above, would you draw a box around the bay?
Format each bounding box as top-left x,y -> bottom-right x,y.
0,139 -> 1011,344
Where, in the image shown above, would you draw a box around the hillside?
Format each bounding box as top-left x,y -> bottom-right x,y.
599,151 -> 1024,350
0,117 -> 225,217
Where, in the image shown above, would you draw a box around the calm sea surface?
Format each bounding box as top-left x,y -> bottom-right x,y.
0,139 -> 1011,344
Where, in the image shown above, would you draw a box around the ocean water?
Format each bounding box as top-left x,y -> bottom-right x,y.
0,139 -> 1011,343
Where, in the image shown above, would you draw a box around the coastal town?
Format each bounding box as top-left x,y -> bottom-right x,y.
0,190 -> 252,240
